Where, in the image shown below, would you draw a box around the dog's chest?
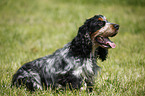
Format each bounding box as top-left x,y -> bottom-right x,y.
72,58 -> 94,78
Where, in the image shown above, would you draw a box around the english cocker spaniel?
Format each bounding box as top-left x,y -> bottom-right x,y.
12,15 -> 119,92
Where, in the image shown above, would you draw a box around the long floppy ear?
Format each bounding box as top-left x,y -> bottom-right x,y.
70,24 -> 92,58
97,47 -> 108,61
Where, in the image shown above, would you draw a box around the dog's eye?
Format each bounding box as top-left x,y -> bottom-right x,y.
97,20 -> 105,27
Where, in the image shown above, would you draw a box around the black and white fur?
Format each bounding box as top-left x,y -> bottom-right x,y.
12,15 -> 119,91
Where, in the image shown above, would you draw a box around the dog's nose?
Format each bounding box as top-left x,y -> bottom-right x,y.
113,24 -> 119,30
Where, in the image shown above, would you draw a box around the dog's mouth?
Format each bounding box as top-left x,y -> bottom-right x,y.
95,36 -> 116,48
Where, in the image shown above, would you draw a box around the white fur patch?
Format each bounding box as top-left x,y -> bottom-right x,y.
73,66 -> 83,77
73,58 -> 93,78
85,59 -> 93,74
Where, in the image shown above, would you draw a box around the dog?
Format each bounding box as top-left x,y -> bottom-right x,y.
12,15 -> 119,92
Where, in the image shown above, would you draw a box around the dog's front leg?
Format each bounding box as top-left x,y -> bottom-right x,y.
85,79 -> 94,92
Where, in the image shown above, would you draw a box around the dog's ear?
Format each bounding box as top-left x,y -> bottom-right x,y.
97,47 -> 108,61
70,24 -> 92,58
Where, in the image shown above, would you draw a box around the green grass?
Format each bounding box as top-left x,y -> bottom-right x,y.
0,0 -> 145,95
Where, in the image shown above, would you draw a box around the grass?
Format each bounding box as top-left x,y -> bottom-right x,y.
0,0 -> 145,95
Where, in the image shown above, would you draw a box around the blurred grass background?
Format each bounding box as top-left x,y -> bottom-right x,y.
0,0 -> 145,95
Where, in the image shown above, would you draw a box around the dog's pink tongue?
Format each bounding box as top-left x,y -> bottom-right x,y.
106,41 -> 116,48
103,37 -> 116,48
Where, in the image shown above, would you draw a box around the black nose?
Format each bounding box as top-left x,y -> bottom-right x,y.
113,24 -> 119,30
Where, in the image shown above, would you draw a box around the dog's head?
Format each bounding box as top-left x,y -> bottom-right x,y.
85,15 -> 119,49
70,15 -> 119,58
